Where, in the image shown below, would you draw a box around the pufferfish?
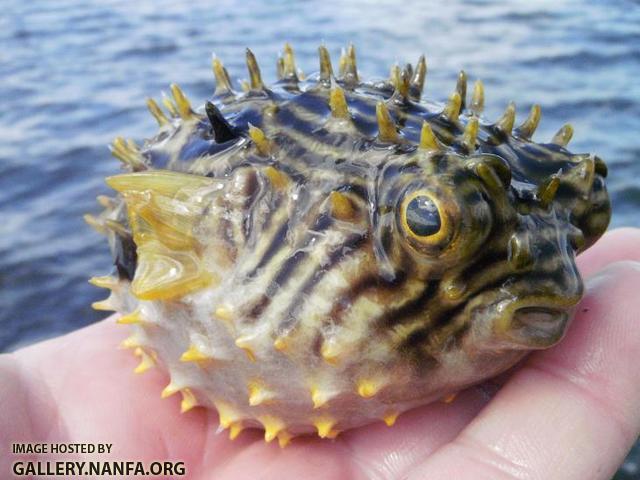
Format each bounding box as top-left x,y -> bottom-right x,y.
86,44 -> 611,446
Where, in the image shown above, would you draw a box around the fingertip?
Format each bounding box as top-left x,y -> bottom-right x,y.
578,227 -> 640,278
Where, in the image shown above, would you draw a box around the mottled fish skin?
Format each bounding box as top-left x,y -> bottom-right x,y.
87,44 -> 611,444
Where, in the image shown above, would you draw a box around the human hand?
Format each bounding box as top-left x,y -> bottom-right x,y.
2,228 -> 639,480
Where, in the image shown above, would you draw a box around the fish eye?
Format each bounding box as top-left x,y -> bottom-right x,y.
400,190 -> 451,247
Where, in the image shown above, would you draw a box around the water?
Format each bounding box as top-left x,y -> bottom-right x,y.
1,0 -> 639,475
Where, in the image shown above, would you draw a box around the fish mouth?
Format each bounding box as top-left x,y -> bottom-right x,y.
504,306 -> 570,349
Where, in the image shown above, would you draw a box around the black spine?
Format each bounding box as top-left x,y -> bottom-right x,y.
205,101 -> 238,143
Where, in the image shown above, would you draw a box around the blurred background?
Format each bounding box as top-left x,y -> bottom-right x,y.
1,0 -> 638,476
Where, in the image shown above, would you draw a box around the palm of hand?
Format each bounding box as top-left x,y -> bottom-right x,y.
2,229 -> 639,480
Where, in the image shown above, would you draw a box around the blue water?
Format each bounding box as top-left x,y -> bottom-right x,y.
1,0 -> 639,476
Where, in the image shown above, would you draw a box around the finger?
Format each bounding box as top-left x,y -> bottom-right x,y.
12,318 -> 221,466
406,261 -> 640,480
577,227 -> 640,278
211,437 -> 358,480
340,388 -> 492,479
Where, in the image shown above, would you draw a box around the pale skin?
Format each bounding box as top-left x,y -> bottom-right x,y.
1,228 -> 639,480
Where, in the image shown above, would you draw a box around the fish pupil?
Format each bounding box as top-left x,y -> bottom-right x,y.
406,196 -> 441,237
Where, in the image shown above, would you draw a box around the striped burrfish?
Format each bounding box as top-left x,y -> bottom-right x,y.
87,44 -> 611,446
